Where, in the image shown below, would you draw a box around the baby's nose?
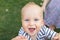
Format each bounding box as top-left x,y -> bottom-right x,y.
29,21 -> 34,26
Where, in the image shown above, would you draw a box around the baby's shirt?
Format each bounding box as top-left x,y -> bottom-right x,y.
18,25 -> 57,40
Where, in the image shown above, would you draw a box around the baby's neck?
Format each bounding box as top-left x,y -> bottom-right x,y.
31,34 -> 37,40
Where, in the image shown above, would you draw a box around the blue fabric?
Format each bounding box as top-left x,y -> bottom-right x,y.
44,0 -> 60,28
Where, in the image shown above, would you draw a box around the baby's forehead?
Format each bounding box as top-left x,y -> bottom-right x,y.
21,2 -> 42,12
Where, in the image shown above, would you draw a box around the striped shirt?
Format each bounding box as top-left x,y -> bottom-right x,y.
18,25 -> 57,40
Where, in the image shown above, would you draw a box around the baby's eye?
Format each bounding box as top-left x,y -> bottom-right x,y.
34,19 -> 39,21
24,19 -> 29,21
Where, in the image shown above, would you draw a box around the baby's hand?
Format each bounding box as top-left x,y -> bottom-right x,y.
11,36 -> 28,40
53,33 -> 60,40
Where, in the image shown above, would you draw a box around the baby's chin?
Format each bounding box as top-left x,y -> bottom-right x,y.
30,33 -> 36,36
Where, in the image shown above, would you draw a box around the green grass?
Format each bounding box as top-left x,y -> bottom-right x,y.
0,0 -> 43,40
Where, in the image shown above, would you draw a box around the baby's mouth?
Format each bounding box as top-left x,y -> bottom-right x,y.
28,28 -> 36,32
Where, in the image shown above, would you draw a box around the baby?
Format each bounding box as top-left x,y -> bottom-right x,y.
11,2 -> 60,40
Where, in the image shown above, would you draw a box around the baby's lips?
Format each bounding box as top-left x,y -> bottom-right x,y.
28,28 -> 36,32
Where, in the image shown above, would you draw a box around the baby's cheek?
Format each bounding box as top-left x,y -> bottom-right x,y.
23,27 -> 28,32
36,24 -> 42,32
36,26 -> 41,31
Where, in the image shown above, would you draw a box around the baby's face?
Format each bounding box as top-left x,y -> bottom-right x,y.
22,4 -> 44,36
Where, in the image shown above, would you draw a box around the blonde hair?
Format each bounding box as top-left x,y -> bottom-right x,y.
21,2 -> 43,13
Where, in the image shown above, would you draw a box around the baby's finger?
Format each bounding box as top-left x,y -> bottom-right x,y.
59,33 -> 60,40
11,36 -> 22,40
53,37 -> 59,40
21,36 -> 27,39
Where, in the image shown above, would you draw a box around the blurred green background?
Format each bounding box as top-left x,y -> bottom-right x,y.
0,0 -> 44,40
